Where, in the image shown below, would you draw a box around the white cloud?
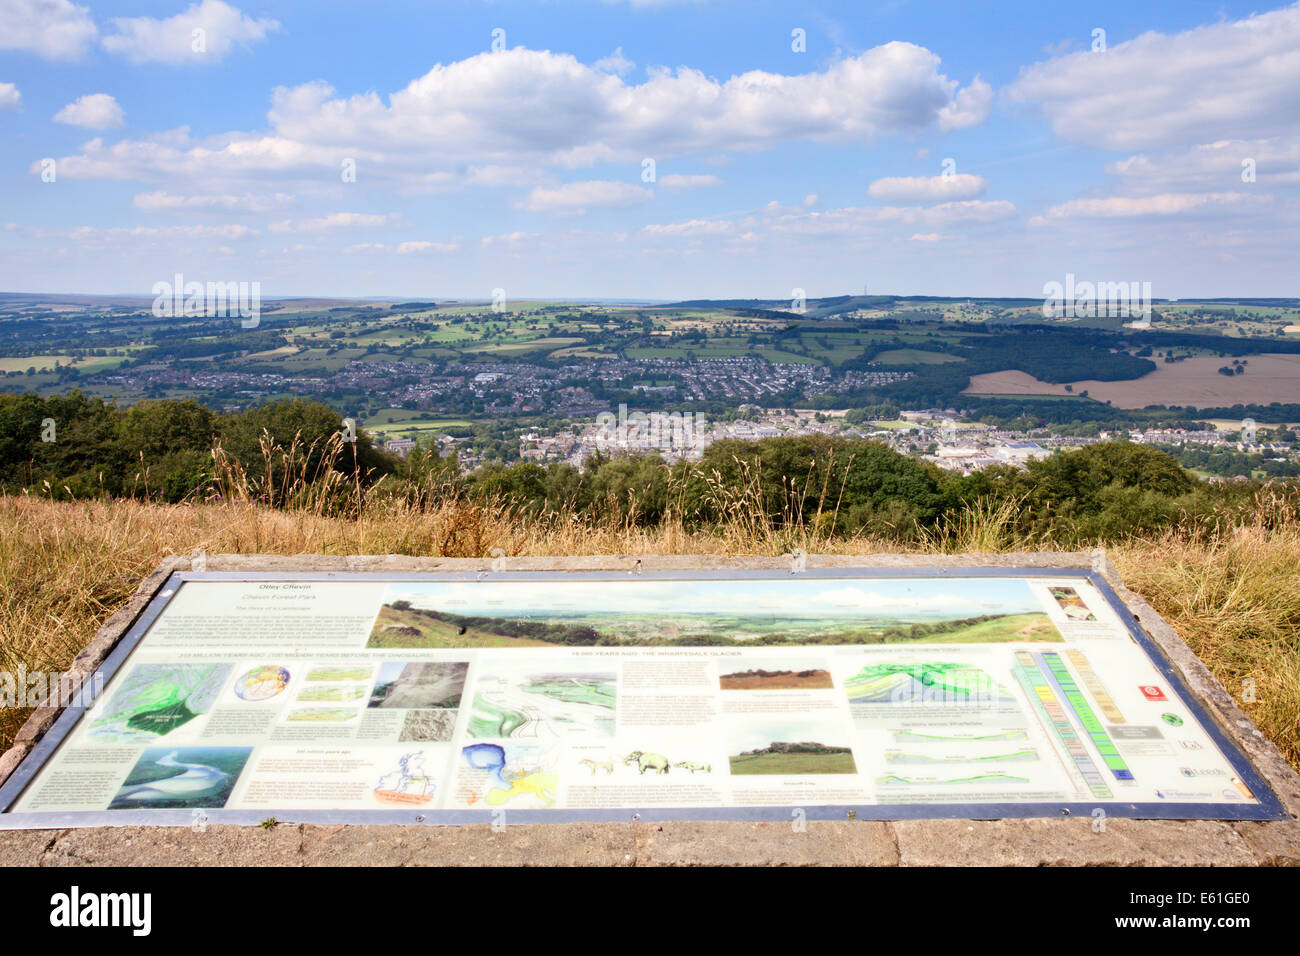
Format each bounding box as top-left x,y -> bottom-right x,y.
133,190 -> 295,212
0,0 -> 98,60
464,165 -> 546,188
44,43 -> 992,190
909,233 -> 946,242
53,93 -> 124,129
867,173 -> 987,202
523,180 -> 652,215
1007,3 -> 1300,150
102,0 -> 279,65
593,46 -> 634,77
764,199 -> 1018,237
396,240 -> 460,254
937,76 -> 993,130
21,222 -> 262,242
479,231 -> 538,246
269,212 -> 401,233
0,82 -> 20,110
1030,192 -> 1264,225
658,173 -> 722,192
642,217 -> 733,237
1106,138 -> 1300,191
642,198 -> 1017,243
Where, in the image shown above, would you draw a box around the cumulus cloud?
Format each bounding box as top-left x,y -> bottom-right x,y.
1007,3 -> 1300,150
523,180 -> 653,215
0,0 -> 98,60
53,93 -> 124,129
867,173 -> 987,202
937,76 -> 993,130
102,0 -> 279,65
43,43 -> 992,189
0,82 -> 20,110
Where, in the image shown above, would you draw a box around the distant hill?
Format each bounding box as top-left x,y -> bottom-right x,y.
738,741 -> 851,756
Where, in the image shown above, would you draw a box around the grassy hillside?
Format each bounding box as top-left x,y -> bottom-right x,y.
2,491 -> 1298,774
368,604 -> 561,648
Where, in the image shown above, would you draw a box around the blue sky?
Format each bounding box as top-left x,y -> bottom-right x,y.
1,0 -> 1297,299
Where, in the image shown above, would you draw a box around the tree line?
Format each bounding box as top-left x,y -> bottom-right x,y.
1,391 -> 1287,546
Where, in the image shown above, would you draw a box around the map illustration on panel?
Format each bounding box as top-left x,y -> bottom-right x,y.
458,743 -> 558,808
88,663 -> 232,744
373,751 -> 437,806
367,578 -> 1062,648
845,662 -> 1015,705
469,670 -> 615,739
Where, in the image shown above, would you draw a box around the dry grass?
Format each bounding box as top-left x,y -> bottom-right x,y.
1112,490 -> 1300,771
2,489 -> 1298,773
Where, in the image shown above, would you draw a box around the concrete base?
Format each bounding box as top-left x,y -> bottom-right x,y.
2,818 -> 1297,866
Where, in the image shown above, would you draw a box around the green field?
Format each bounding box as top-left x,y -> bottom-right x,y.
0,354 -> 132,374
873,348 -> 963,365
882,612 -> 1060,644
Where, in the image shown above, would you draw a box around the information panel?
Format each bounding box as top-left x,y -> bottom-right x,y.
0,569 -> 1285,825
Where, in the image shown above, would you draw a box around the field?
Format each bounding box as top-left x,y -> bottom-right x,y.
0,354 -> 131,374
361,410 -> 474,440
964,354 -> 1300,408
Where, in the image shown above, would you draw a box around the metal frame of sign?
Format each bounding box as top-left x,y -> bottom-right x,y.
0,567 -> 1288,827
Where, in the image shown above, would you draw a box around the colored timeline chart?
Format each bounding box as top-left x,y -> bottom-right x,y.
1036,652 -> 1133,784
1064,649 -> 1124,724
1013,651 -> 1120,799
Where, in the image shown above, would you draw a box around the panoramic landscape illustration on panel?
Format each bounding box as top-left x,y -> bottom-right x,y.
366,578 -> 1062,648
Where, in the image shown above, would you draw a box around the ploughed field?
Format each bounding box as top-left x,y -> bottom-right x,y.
963,354 -> 1300,408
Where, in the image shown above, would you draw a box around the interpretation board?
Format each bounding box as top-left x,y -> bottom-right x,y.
0,567 -> 1287,826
